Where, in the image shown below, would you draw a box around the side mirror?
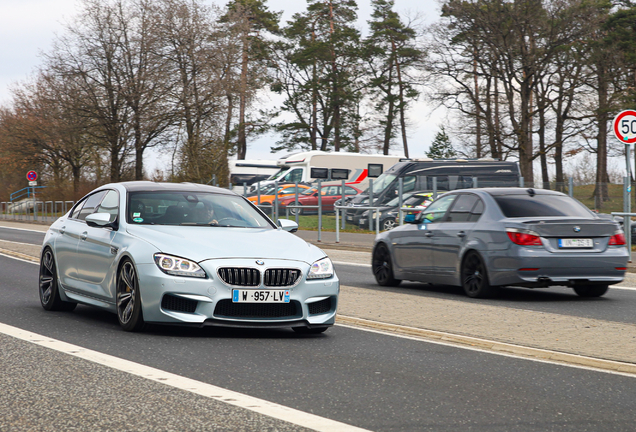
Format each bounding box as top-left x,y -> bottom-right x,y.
86,212 -> 116,228
278,219 -> 299,233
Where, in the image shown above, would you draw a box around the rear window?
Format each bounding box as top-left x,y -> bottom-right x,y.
493,195 -> 593,218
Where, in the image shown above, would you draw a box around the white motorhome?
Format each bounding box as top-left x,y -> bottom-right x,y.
229,159 -> 281,193
250,151 -> 404,192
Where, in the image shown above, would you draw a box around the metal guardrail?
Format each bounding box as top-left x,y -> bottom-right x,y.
1,200 -> 74,223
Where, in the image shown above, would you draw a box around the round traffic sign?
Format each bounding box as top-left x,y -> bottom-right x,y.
26,170 -> 38,182
613,110 -> 636,144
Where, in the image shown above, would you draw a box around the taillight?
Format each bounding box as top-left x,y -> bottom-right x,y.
506,230 -> 542,246
609,232 -> 626,246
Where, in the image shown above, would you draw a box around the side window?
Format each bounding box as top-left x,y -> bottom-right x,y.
403,176 -> 416,192
70,197 -> 88,220
446,194 -> 478,222
468,199 -> 485,222
95,190 -> 119,223
421,195 -> 456,224
77,191 -> 107,221
284,168 -> 303,183
345,186 -> 358,195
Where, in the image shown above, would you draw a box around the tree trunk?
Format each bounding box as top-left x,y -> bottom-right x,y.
594,61 -> 609,208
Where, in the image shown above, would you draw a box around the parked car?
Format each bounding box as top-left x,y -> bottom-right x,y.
39,182 -> 339,333
357,192 -> 434,231
279,183 -> 362,215
247,184 -> 310,213
372,188 -> 628,298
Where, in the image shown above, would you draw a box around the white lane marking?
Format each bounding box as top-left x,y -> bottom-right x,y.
336,322 -> 636,379
0,225 -> 48,233
0,322 -> 370,432
0,239 -> 41,247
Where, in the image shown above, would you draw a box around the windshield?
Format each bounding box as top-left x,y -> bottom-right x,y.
268,168 -> 288,180
371,173 -> 397,195
127,191 -> 273,228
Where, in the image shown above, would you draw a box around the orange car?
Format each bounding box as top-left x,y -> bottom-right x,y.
247,184 -> 310,208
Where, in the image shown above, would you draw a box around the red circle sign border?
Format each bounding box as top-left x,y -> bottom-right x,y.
26,171 -> 38,182
613,110 -> 636,144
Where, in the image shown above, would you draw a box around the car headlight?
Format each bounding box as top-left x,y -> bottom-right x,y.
153,253 -> 207,278
308,257 -> 334,279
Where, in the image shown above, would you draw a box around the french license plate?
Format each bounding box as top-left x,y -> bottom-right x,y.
232,289 -> 290,303
359,218 -> 366,225
558,238 -> 593,248
346,215 -> 354,221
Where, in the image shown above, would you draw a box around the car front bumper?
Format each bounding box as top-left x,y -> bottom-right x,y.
136,258 -> 339,327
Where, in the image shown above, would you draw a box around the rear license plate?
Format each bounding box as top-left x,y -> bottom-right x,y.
232,289 -> 290,303
359,218 -> 366,225
558,238 -> 593,248
346,215 -> 353,221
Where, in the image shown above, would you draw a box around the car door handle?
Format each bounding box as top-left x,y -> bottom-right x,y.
80,231 -> 88,241
457,231 -> 466,238
425,232 -> 434,237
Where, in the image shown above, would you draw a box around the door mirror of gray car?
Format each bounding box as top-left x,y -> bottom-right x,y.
85,212 -> 116,229
278,219 -> 299,233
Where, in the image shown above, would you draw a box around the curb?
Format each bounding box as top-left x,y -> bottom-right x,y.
0,247 -> 39,263
336,315 -> 636,376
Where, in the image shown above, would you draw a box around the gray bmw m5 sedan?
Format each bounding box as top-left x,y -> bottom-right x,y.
372,188 -> 629,298
39,182 -> 338,332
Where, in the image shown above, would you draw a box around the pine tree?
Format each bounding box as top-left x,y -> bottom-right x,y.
426,126 -> 456,159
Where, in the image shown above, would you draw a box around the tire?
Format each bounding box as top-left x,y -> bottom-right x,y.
461,251 -> 496,298
381,218 -> 396,231
573,284 -> 609,298
289,201 -> 303,216
116,259 -> 145,332
39,248 -> 77,312
293,326 -> 329,334
372,243 -> 401,286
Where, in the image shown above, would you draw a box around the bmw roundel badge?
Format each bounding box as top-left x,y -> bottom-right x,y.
573,226 -> 581,232
256,260 -> 264,265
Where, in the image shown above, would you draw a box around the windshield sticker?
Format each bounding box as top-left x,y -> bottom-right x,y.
133,217 -> 143,223
133,212 -> 141,217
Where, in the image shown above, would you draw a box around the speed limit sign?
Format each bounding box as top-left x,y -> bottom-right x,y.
613,110 -> 636,144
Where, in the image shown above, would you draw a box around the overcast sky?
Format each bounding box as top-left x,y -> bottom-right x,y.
0,0 -> 443,169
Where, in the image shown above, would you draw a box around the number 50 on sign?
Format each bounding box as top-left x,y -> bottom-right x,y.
613,110 -> 636,144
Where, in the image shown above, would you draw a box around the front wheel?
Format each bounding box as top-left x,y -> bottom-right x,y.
461,251 -> 496,298
116,259 -> 145,332
381,218 -> 396,231
573,284 -> 609,298
289,202 -> 303,216
39,248 -> 77,311
372,243 -> 401,286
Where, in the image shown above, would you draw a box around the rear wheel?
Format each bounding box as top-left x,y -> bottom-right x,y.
39,248 -> 77,311
573,284 -> 609,298
372,243 -> 401,286
116,259 -> 145,332
461,251 -> 496,298
293,326 -> 329,335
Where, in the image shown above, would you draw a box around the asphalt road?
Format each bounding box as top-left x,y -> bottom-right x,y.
0,226 -> 45,245
1,253 -> 636,431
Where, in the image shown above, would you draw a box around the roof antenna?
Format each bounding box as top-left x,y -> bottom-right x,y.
527,188 -> 535,197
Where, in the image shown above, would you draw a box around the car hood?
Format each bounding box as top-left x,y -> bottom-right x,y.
126,225 -> 324,264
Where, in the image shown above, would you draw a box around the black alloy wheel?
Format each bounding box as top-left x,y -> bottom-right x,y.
372,243 -> 401,286
116,259 -> 145,331
573,284 -> 609,298
461,251 -> 496,298
39,248 -> 77,311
